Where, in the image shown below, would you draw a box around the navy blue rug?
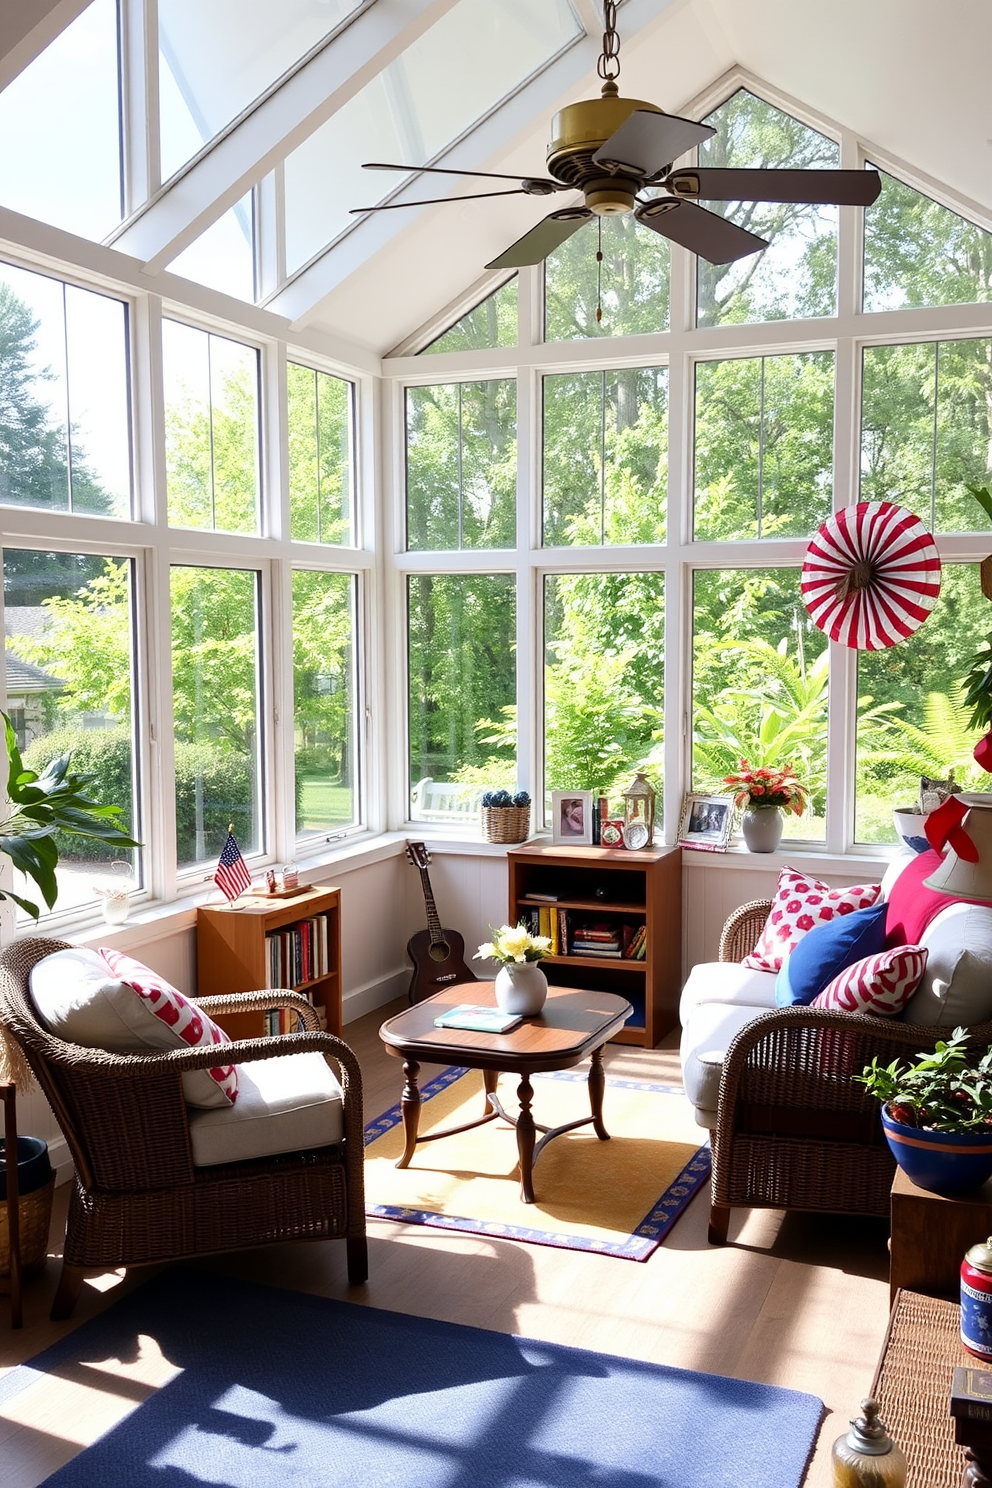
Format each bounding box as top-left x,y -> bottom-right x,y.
3,1269 -> 823,1487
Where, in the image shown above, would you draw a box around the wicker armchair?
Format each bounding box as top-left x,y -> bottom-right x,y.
0,937 -> 367,1318
708,899 -> 992,1244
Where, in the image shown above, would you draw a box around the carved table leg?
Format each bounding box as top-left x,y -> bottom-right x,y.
588,1047 -> 610,1141
396,1059 -> 422,1169
516,1074 -> 536,1203
483,1068 -> 499,1113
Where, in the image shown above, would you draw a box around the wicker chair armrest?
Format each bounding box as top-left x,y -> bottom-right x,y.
718,899 -> 772,963
715,1005 -> 992,1135
194,989 -> 320,1030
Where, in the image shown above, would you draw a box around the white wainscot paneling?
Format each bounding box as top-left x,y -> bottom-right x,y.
401,847 -> 509,987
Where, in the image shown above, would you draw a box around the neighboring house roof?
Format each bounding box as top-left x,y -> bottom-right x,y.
5,652 -> 65,695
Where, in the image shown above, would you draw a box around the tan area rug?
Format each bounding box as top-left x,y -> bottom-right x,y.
364,1067 -> 710,1260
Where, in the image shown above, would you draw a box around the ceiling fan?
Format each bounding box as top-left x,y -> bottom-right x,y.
350,2 -> 880,270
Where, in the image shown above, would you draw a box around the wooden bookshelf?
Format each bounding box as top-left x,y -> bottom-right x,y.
507,844 -> 682,1048
196,885 -> 341,1040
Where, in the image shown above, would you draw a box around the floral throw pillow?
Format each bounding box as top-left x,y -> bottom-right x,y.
743,868 -> 882,973
812,946 -> 928,1017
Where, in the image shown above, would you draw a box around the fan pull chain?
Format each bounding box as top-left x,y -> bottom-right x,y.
596,218 -> 604,325
598,1 -> 620,83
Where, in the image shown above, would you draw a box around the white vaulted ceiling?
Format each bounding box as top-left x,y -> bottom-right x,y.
3,0 -> 991,358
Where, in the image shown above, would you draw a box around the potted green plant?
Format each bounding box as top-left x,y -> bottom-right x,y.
854,1029 -> 992,1196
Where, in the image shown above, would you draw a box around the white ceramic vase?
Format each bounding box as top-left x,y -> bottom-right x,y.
494,960 -> 548,1017
741,804 -> 783,853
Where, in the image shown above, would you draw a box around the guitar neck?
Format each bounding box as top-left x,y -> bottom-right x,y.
418,868 -> 445,944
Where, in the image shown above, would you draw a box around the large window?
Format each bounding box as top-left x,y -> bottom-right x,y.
864,167 -> 992,312
856,564 -> 990,843
543,369 -> 667,546
544,220 -> 670,341
694,353 -> 834,540
287,363 -> 355,545
544,573 -> 664,814
3,550 -> 139,919
696,91 -> 839,328
407,574 -> 516,815
405,382 -> 516,550
0,263 -> 131,518
692,569 -> 827,843
861,339 -> 992,532
170,567 -> 262,869
163,322 -> 260,533
292,571 -> 358,838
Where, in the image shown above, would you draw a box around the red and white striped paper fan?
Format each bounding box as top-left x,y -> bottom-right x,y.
801,501 -> 941,650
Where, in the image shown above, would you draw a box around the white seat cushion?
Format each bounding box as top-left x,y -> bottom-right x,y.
678,960 -> 778,1026
188,1052 -> 344,1167
679,1002 -> 772,1118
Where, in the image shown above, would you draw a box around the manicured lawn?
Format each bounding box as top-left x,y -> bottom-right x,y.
297,778 -> 354,832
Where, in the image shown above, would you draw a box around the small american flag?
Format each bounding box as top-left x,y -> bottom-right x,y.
215,828 -> 251,901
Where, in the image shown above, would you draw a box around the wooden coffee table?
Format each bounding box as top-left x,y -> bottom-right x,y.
378,982 -> 632,1202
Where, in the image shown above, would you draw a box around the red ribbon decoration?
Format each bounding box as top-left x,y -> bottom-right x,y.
925,796 -> 980,862
975,729 -> 992,774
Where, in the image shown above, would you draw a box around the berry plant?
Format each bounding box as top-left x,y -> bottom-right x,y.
854,1028 -> 992,1131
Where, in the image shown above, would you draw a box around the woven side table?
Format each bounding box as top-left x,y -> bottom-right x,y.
871,1289 -> 967,1487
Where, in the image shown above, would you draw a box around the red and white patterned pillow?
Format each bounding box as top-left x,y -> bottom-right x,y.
812,945 -> 928,1017
744,868 -> 882,973
97,948 -> 238,1106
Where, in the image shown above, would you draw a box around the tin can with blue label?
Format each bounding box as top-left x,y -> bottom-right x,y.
961,1237 -> 992,1360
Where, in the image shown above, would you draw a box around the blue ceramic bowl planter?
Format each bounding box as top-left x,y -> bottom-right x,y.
881,1105 -> 992,1196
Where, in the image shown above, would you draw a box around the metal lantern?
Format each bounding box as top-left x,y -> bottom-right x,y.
621,772 -> 655,849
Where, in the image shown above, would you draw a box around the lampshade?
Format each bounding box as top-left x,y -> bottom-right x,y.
923,802 -> 992,900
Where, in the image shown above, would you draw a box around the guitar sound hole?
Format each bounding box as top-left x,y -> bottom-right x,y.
429,941 -> 451,963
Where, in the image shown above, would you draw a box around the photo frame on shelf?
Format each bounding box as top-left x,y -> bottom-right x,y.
551,789 -> 594,845
678,793 -> 733,852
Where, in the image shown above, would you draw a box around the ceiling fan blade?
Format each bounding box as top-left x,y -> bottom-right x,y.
485,208 -> 592,270
593,111 -> 715,178
635,198 -> 767,264
363,161 -> 563,191
667,167 -> 883,207
351,189 -> 529,214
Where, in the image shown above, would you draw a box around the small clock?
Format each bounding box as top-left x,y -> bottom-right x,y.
623,820 -> 650,850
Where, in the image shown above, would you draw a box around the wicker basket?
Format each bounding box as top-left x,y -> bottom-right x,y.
480,804 -> 531,843
0,1174 -> 54,1277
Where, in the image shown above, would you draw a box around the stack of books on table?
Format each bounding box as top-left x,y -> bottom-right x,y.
571,924 -> 622,958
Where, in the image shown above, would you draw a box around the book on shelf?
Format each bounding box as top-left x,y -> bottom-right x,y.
624,924 -> 648,960
570,945 -> 622,958
525,891 -> 559,902
433,1004 -> 524,1033
265,913 -> 331,990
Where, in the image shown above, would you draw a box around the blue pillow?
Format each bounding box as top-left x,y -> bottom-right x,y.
775,901 -> 889,1008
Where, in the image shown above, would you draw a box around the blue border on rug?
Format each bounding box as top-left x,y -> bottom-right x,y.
365,1068 -> 711,1260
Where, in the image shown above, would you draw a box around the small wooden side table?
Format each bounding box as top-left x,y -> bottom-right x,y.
1,1080 -> 22,1328
889,1166 -> 992,1305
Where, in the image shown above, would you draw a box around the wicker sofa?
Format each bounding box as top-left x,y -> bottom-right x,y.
0,937 -> 368,1318
685,898 -> 992,1244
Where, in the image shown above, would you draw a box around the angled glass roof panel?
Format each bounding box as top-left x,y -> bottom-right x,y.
169,194 -> 255,302
158,0 -> 364,184
284,0 -> 581,277
0,0 -> 122,239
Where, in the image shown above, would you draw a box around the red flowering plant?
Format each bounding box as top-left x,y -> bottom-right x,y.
722,760 -> 809,816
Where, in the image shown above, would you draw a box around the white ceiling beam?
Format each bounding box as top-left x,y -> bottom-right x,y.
266,0 -> 680,328
0,0 -> 94,92
0,203 -> 381,377
110,0 -> 461,273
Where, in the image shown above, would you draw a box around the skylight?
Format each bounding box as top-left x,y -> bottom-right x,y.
158,0 -> 365,184
282,0 -> 581,278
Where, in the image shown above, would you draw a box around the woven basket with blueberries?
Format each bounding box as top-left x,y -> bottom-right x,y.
480,790 -> 531,844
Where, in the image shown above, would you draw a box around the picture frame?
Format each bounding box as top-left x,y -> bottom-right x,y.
678,792 -> 733,852
551,789 -> 594,845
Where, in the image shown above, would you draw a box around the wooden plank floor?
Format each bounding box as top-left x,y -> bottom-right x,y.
0,996 -> 894,1486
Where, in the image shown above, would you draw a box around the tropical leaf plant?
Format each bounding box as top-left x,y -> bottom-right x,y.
0,711 -> 139,918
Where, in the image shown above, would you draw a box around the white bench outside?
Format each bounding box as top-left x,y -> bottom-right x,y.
411,777 -> 484,823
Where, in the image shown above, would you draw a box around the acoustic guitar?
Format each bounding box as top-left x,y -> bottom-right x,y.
405,841 -> 477,1004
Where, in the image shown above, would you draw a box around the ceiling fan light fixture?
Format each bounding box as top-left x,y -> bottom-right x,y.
585,178 -> 638,215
